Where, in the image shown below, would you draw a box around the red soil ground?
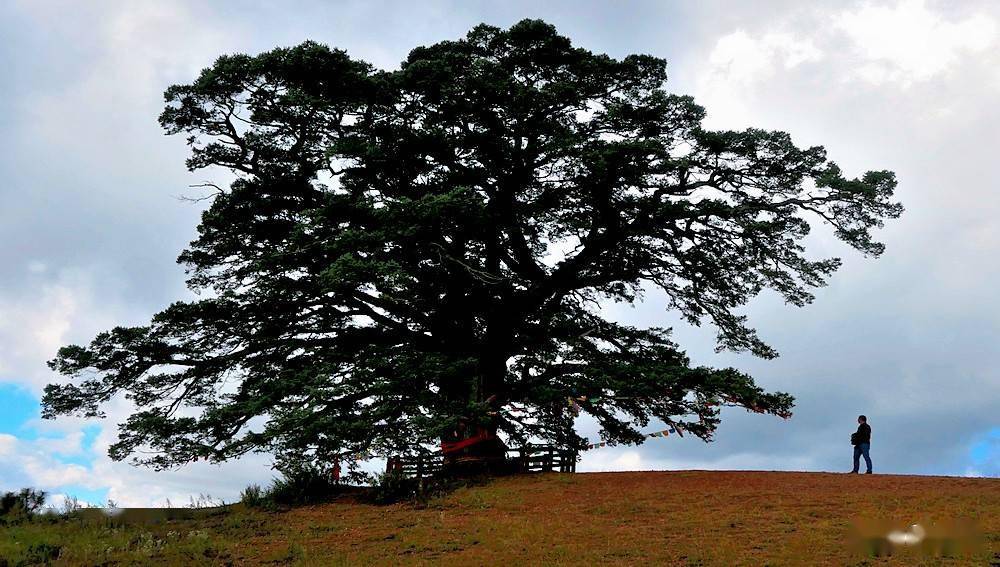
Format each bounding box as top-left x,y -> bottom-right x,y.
228,470 -> 1000,565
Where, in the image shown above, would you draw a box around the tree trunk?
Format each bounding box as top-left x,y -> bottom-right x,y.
441,359 -> 509,471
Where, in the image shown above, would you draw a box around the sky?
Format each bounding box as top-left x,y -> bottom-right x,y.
1,0 -> 999,507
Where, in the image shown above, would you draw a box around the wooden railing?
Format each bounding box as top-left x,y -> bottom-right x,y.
386,453 -> 445,479
387,444 -> 577,479
511,445 -> 578,474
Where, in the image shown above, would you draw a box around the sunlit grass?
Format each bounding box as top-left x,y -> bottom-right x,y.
1,471 -> 998,565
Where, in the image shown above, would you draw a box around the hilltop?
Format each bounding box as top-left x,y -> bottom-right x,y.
2,471 -> 998,565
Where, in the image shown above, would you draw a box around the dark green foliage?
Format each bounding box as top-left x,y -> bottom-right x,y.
0,489 -> 46,525
368,471 -> 420,505
366,471 -> 480,505
265,464 -> 340,507
43,20 -> 902,469
0,542 -> 61,567
240,466 -> 350,509
24,542 -> 61,564
239,484 -> 266,509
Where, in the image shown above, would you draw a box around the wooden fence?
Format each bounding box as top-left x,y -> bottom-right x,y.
386,453 -> 446,479
511,445 -> 578,474
387,444 -> 577,479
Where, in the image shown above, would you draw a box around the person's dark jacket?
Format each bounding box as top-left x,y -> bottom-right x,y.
851,423 -> 871,445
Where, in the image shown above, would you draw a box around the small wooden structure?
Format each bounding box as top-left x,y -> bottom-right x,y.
387,444 -> 577,480
511,444 -> 578,474
386,453 -> 446,479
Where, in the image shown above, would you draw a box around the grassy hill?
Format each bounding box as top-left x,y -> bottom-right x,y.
2,471 -> 999,565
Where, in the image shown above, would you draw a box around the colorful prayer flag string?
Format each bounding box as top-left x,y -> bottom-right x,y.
585,425 -> 682,450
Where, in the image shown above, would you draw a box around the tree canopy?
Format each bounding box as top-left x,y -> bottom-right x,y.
43,20 -> 902,470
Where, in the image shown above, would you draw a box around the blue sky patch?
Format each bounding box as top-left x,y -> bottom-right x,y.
0,384 -> 40,437
58,485 -> 110,508
0,383 -> 101,465
968,427 -> 1000,475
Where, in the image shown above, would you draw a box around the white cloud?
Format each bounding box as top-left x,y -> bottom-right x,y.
835,0 -> 996,86
26,1 -> 239,155
27,261 -> 47,274
579,442 -> 821,473
0,434 -> 98,493
695,1 -> 999,131
0,269 -> 123,391
0,282 -> 78,388
708,31 -> 823,84
0,434 -> 17,457
0,418 -> 278,507
32,431 -> 88,458
697,30 -> 822,128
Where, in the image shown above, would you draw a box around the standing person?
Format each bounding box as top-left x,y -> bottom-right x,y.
851,415 -> 873,474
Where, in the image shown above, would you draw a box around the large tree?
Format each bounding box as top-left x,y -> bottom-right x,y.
44,20 -> 901,470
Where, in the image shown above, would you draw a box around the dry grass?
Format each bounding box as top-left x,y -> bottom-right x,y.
3,471 -> 999,565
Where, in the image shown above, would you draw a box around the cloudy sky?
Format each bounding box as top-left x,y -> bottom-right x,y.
2,0 -> 999,506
